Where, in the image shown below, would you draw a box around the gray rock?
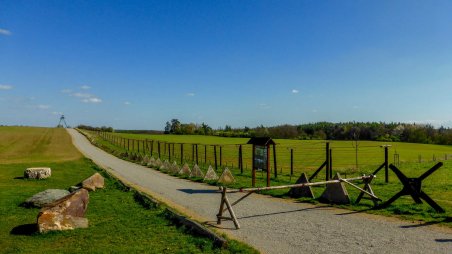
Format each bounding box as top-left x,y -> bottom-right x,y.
24,167 -> 51,179
24,189 -> 70,208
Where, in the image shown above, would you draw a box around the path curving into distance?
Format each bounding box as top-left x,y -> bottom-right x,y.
67,129 -> 451,254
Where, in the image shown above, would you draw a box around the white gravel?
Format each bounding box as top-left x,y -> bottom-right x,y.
68,129 -> 452,254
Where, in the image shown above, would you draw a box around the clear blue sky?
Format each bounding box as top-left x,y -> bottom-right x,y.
1,1 -> 452,130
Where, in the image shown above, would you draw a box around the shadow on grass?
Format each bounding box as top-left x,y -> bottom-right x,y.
13,176 -> 24,180
10,224 -> 37,236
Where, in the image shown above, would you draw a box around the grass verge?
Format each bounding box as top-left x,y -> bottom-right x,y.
0,127 -> 257,253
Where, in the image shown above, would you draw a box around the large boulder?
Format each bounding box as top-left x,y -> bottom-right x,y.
81,173 -> 105,191
37,188 -> 89,233
24,189 -> 70,208
24,167 -> 51,179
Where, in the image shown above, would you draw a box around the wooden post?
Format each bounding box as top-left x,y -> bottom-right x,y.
150,141 -> 154,157
138,140 -> 140,153
384,146 -> 389,183
192,144 -> 195,162
290,148 -> 294,176
204,145 -> 207,164
267,145 -> 271,187
329,148 -> 333,178
239,145 -> 243,174
181,143 -> 184,164
169,143 -> 171,161
214,145 -> 218,170
220,146 -> 222,166
158,141 -> 161,158
127,139 -> 130,151
252,145 -> 256,187
273,144 -> 277,179
217,187 -> 226,224
196,144 -> 199,165
325,142 -> 330,181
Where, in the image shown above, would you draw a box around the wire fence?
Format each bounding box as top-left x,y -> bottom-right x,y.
88,130 -> 452,179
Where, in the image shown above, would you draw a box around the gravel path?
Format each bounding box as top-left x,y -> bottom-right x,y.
68,129 -> 452,254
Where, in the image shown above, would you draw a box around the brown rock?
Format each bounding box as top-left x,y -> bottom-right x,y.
37,188 -> 89,233
82,173 -> 105,191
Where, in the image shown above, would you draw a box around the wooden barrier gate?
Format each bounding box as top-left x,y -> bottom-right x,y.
216,175 -> 380,229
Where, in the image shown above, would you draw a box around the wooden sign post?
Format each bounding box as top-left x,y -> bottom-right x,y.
247,137 -> 276,187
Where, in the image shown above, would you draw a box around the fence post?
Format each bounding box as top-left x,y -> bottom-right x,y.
220,146 -> 223,167
252,145 -> 256,187
214,145 -> 218,171
290,148 -> 294,176
329,148 -> 333,178
273,144 -> 277,179
239,145 -> 243,174
384,146 -> 389,183
204,145 -> 207,164
196,144 -> 199,165
158,142 -> 161,158
181,143 -> 184,164
325,142 -> 330,181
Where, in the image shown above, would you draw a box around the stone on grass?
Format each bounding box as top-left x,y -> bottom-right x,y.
160,160 -> 170,172
288,173 -> 315,198
24,189 -> 70,208
319,173 -> 350,204
204,165 -> 219,181
170,161 -> 180,174
142,155 -> 150,165
24,167 -> 51,179
37,188 -> 89,233
81,173 -> 105,191
147,157 -> 156,167
190,164 -> 204,178
155,158 -> 163,168
179,163 -> 191,176
218,167 -> 235,184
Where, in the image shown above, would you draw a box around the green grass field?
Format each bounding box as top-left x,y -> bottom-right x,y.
0,127 -> 257,253
93,131 -> 452,174
86,130 -> 452,227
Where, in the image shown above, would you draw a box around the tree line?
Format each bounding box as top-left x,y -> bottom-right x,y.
77,120 -> 452,146
77,125 -> 114,132
163,120 -> 452,145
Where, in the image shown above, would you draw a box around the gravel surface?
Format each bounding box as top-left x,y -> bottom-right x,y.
68,129 -> 452,254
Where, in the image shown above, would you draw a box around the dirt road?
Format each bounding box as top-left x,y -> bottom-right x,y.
68,129 -> 451,253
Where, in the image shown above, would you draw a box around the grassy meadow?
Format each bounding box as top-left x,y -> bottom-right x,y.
86,130 -> 452,226
0,127 -> 257,253
96,132 -> 452,172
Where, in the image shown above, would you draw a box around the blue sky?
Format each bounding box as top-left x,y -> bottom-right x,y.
1,1 -> 452,130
